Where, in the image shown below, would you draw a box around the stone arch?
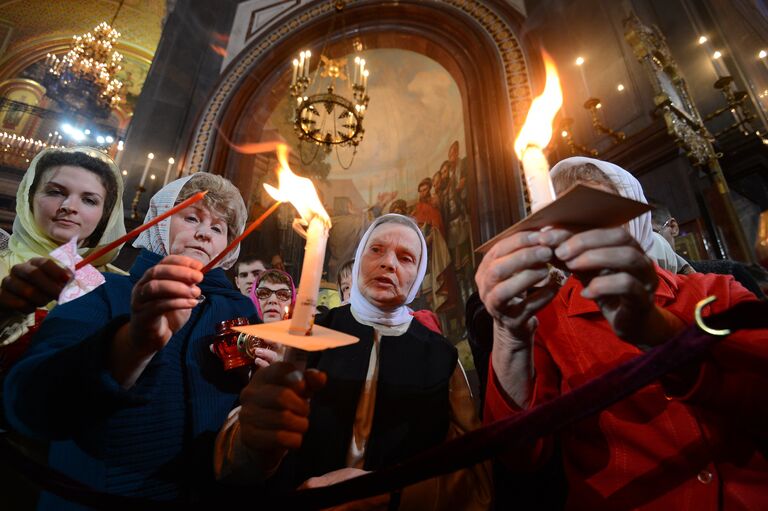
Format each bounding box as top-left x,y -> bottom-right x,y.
187,0 -> 535,242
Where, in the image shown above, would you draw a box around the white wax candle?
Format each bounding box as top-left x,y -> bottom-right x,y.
521,145 -> 556,213
163,157 -> 175,186
353,56 -> 360,85
291,59 -> 298,85
578,65 -> 591,98
304,51 -> 311,77
289,215 -> 329,336
299,51 -> 305,78
139,152 -> 154,187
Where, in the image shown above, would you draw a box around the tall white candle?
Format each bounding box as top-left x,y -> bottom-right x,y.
575,57 -> 591,98
291,59 -> 299,85
304,50 -> 311,78
163,157 -> 175,186
289,215 -> 329,336
521,145 -> 556,213
299,51 -> 306,78
353,56 -> 360,85
139,152 -> 154,187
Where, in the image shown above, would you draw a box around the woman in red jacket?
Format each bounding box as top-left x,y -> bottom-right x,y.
476,157 -> 767,510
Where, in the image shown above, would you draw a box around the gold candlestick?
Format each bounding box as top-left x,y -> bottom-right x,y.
131,185 -> 146,220
584,98 -> 626,144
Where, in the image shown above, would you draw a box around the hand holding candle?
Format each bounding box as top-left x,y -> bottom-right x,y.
514,52 -> 563,213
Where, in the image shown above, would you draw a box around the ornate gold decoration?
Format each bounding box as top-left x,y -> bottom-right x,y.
43,20 -> 124,118
624,13 -> 716,167
186,0 -> 532,173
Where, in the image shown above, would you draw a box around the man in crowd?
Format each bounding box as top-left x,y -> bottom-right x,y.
234,254 -> 266,296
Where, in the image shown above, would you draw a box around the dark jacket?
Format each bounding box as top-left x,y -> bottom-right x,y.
277,304 -> 457,487
3,250 -> 255,510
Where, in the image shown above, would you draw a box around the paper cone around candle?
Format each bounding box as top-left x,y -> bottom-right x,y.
233,320 -> 359,352
476,184 -> 652,254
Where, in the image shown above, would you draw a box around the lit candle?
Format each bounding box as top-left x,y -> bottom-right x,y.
299,51 -> 306,78
514,52 -> 563,213
114,140 -> 124,166
292,59 -> 299,85
139,152 -> 154,187
362,69 -> 369,93
163,157 -> 175,186
304,50 -> 311,78
263,144 -> 331,335
575,56 -> 591,98
353,56 -> 360,85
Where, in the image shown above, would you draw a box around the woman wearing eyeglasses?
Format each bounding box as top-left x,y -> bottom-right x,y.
249,269 -> 295,323
239,269 -> 295,369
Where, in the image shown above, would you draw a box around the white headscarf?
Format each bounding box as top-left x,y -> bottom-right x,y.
133,175 -> 243,270
349,214 -> 429,327
550,156 -> 655,253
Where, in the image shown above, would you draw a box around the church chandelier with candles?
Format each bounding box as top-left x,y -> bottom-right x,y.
42,2 -> 125,120
289,47 -> 371,169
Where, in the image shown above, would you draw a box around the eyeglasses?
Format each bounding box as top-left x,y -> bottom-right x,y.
653,218 -> 672,234
255,287 -> 292,301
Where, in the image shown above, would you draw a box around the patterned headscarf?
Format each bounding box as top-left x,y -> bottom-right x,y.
550,156 -> 655,252
349,214 -> 429,327
133,175 -> 244,270
4,146 -> 126,270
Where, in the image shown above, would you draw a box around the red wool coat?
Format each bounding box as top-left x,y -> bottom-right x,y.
484,268 -> 768,510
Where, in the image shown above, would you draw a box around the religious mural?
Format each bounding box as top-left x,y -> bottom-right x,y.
260,49 -> 475,343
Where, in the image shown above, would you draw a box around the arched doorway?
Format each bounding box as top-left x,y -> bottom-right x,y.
185,0 -> 534,342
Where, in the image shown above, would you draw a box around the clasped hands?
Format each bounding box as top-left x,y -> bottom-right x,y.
476,227 -> 659,347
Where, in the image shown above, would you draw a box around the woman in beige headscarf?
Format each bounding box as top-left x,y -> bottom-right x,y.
0,147 -> 126,360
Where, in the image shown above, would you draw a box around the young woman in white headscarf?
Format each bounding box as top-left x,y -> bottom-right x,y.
475,156 -> 767,510
0,147 -> 126,366
214,213 -> 492,510
3,173 -> 257,511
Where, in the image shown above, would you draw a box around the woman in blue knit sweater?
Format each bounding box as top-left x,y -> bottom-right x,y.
3,173 -> 255,510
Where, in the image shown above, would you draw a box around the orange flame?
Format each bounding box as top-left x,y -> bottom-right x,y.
264,144 -> 331,226
514,52 -> 563,158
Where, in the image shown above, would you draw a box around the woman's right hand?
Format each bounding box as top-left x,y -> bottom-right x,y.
129,255 -> 203,354
0,257 -> 71,315
475,231 -> 560,342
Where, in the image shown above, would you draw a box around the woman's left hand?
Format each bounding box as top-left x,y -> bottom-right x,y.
542,227 -> 659,344
300,468 -> 390,511
253,341 -> 282,369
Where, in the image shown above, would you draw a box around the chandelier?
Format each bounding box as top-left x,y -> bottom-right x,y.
42,9 -> 124,119
289,48 -> 370,168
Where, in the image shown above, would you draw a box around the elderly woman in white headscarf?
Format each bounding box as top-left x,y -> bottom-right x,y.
549,156 -> 692,273
0,147 -> 126,365
4,173 -> 257,511
475,156 -> 766,510
215,213 -> 492,510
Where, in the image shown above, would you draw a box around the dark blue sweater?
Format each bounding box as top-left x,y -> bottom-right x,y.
3,250 -> 256,510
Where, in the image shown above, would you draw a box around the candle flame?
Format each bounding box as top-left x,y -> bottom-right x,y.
264,144 -> 331,226
514,52 -> 563,159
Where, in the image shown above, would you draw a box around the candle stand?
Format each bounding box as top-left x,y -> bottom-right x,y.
131,185 -> 146,220
584,98 -> 626,144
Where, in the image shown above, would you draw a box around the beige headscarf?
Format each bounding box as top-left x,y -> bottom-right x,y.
2,146 -> 126,273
